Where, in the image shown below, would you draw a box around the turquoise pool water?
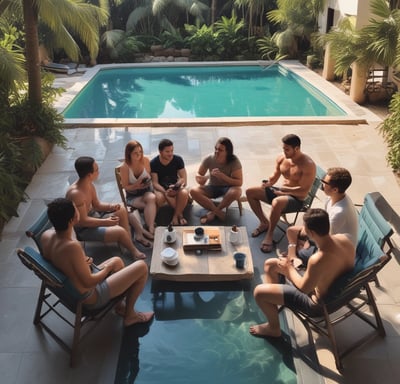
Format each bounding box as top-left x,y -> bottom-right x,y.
63,65 -> 346,119
114,289 -> 297,384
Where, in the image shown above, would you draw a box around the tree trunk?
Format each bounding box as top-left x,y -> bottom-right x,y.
23,0 -> 42,106
211,0 -> 216,26
350,62 -> 368,104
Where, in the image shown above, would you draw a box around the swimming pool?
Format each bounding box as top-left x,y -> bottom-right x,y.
63,64 -> 345,119
58,61 -> 376,126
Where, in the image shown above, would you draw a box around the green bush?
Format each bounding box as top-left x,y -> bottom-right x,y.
379,93 -> 400,171
0,133 -> 27,225
0,72 -> 67,229
185,24 -> 222,60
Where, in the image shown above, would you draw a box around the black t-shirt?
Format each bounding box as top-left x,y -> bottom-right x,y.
150,155 -> 185,189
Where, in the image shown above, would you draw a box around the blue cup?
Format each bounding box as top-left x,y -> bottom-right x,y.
234,252 -> 246,269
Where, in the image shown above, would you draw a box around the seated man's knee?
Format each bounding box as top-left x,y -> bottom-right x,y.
245,187 -> 256,198
134,260 -> 148,276
189,187 -> 200,198
110,256 -> 125,270
271,197 -> 287,211
264,258 -> 278,273
254,284 -> 271,301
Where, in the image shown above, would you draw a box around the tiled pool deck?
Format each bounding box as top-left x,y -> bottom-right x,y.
1,66 -> 400,384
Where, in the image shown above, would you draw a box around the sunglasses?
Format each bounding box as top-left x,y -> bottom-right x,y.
320,178 -> 333,190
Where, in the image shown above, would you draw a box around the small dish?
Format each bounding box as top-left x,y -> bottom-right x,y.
161,247 -> 179,266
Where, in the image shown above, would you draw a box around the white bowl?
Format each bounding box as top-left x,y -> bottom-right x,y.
161,247 -> 179,266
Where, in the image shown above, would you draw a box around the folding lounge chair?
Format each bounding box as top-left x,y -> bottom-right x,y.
282,208 -> 390,370
16,246 -> 123,366
359,192 -> 394,255
276,165 -> 326,242
26,207 -> 92,255
358,192 -> 394,286
25,208 -> 53,253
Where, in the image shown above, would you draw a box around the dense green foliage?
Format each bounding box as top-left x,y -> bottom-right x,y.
379,93 -> 400,171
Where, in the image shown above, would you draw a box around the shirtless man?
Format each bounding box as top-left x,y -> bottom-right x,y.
249,208 -> 355,338
150,139 -> 189,226
246,134 -> 316,253
66,156 -> 145,260
41,198 -> 154,327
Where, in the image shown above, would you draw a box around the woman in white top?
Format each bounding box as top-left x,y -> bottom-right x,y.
120,140 -> 157,242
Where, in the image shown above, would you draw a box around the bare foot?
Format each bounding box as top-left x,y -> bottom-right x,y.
124,311 -> 154,327
178,216 -> 188,225
133,251 -> 146,260
249,323 -> 281,338
142,228 -> 154,240
135,236 -> 152,248
200,211 -> 215,225
214,209 -> 225,221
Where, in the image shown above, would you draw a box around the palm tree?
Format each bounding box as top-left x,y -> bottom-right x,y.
126,0 -> 208,35
324,0 -> 400,81
235,0 -> 274,37
1,0 -> 108,106
267,0 -> 326,58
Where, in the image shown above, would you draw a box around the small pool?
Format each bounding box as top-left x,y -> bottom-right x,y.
62,63 -> 346,120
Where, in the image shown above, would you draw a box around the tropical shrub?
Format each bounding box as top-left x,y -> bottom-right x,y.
185,24 -> 221,60
214,13 -> 246,59
379,93 -> 400,171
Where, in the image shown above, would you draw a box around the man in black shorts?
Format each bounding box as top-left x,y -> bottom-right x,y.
246,134 -> 316,253
249,208 -> 355,338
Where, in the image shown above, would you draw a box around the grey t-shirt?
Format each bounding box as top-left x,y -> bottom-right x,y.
201,154 -> 242,186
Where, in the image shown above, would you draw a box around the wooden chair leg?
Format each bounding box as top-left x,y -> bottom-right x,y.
70,304 -> 83,367
323,305 -> 343,371
33,281 -> 46,325
237,199 -> 243,216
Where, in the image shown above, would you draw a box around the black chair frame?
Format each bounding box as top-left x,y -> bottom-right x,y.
17,246 -> 122,366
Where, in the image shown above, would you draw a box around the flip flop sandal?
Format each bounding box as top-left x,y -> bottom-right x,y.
260,243 -> 274,253
200,212 -> 215,225
251,226 -> 268,237
178,216 -> 188,225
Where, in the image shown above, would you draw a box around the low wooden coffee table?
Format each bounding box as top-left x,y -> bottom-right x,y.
150,226 -> 254,282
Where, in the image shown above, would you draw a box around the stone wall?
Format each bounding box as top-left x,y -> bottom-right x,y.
135,46 -> 191,63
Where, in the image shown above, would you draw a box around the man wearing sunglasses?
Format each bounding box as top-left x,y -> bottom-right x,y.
286,167 -> 358,267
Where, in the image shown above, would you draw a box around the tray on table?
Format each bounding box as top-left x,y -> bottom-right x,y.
182,227 -> 222,251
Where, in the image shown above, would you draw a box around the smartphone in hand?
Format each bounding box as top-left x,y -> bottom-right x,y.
172,181 -> 182,191
142,177 -> 150,184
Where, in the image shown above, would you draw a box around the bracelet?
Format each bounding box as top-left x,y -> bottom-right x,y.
288,243 -> 297,248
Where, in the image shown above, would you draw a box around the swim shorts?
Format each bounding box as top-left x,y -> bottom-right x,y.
204,185 -> 230,198
83,280 -> 111,311
282,284 -> 323,317
74,210 -> 108,241
264,187 -> 304,212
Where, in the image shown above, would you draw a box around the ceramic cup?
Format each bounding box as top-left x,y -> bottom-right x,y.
233,252 -> 246,269
194,227 -> 204,240
229,229 -> 241,244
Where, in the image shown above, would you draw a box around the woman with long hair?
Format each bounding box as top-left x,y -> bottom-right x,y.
190,137 -> 243,224
120,140 -> 157,243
